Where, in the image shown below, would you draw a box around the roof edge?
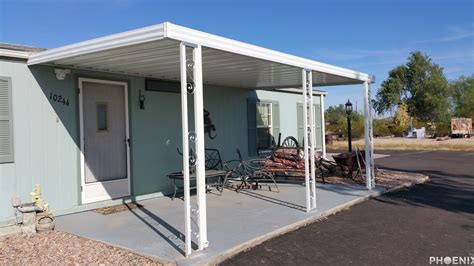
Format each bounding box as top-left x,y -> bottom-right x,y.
0,49 -> 30,59
28,23 -> 166,65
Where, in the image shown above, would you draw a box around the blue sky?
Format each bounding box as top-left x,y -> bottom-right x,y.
1,0 -> 472,113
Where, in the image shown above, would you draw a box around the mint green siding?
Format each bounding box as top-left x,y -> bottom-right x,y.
254,90 -> 322,148
0,62 -> 79,224
0,59 -> 324,225
297,102 -> 324,151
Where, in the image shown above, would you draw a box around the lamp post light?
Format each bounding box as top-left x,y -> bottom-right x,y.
345,99 -> 353,152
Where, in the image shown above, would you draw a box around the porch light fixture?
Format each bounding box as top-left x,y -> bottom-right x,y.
139,90 -> 145,109
345,99 -> 353,115
54,69 -> 70,80
345,99 -> 353,152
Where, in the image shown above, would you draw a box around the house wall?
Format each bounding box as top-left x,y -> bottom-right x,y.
0,59 -> 323,225
0,61 -> 80,224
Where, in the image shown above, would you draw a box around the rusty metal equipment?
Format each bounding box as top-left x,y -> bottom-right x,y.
451,118 -> 472,138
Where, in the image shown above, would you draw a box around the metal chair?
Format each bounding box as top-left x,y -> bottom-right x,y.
223,148 -> 279,192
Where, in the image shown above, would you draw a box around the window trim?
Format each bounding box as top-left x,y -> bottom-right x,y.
256,101 -> 273,129
256,101 -> 273,149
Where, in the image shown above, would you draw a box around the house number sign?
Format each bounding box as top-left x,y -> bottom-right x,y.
49,92 -> 70,106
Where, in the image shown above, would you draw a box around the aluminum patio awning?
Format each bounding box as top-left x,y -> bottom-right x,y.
28,22 -> 372,89
27,22 -> 375,257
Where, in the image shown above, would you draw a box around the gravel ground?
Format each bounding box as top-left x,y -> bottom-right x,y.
323,169 -> 429,188
0,230 -> 162,265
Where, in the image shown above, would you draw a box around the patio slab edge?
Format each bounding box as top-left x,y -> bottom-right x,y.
202,175 -> 430,265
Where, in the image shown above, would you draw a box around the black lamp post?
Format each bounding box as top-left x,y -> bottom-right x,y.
345,99 -> 353,152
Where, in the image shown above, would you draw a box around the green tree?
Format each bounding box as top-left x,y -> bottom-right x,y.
393,102 -> 410,132
325,105 -> 365,139
450,75 -> 474,119
373,51 -> 451,123
373,118 -> 393,137
325,104 -> 346,125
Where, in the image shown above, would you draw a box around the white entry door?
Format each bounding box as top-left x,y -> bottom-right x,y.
79,78 -> 130,204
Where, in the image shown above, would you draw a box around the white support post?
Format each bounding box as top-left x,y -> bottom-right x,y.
302,69 -> 310,212
302,69 -> 316,211
179,43 -> 192,256
363,81 -> 373,189
193,44 -> 208,250
320,94 -> 327,159
308,71 -> 316,209
368,82 -> 375,187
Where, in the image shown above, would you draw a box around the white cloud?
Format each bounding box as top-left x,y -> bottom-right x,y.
314,48 -> 408,62
413,27 -> 474,44
443,67 -> 464,74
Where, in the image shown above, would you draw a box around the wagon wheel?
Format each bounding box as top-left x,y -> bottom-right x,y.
281,136 -> 299,148
278,136 -> 299,177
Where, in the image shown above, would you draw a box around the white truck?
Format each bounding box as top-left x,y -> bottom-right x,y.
451,118 -> 472,138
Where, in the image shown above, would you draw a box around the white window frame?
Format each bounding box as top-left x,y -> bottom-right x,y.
256,101 -> 273,130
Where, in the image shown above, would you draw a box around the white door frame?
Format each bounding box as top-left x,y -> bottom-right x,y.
78,77 -> 131,204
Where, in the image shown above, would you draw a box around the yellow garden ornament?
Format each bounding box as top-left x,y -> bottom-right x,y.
30,184 -> 49,212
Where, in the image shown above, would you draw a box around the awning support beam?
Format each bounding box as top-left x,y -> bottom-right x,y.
180,42 -> 208,257
302,69 -> 317,212
192,44 -> 209,251
363,81 -> 375,189
179,42 -> 192,256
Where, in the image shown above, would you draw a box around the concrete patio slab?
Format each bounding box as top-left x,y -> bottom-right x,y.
56,183 -> 384,265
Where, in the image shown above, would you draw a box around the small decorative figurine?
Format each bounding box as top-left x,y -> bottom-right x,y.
30,184 -> 49,212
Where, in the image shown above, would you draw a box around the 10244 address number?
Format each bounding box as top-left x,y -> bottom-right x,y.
49,92 -> 70,106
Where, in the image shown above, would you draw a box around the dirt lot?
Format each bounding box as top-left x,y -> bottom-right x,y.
328,137 -> 474,151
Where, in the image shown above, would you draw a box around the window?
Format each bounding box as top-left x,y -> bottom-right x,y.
247,98 -> 280,156
0,76 -> 13,163
145,78 -> 180,93
97,103 -> 108,131
256,102 -> 273,149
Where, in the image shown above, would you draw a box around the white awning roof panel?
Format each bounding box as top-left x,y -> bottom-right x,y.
28,22 -> 372,88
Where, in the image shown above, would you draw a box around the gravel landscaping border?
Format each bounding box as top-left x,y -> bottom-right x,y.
323,168 -> 429,188
0,230 -> 163,265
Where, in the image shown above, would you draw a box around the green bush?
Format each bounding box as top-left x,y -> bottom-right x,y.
373,119 -> 393,137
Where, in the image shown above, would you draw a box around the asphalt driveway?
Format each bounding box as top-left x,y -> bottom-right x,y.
223,150 -> 474,265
